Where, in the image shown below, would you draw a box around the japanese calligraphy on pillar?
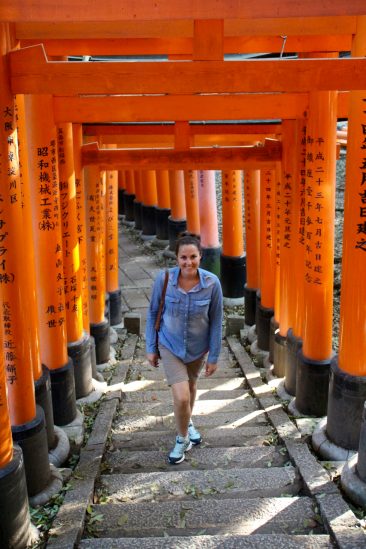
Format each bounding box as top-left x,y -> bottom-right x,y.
275,165 -> 281,269
244,171 -> 252,234
75,172 -> 89,322
187,170 -> 197,200
263,170 -> 274,250
281,170 -> 294,251
106,171 -> 118,288
298,123 -> 307,246
356,99 -> 366,252
223,171 -> 239,205
87,170 -> 105,311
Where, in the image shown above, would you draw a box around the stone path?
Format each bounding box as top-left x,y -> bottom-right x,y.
48,224 -> 366,548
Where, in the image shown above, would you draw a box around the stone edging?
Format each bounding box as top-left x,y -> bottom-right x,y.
226,336 -> 366,549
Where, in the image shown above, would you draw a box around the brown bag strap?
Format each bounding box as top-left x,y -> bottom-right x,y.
154,270 -> 169,332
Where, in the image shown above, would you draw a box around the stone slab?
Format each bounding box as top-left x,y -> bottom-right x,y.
135,367 -> 242,381
120,397 -> 259,416
89,496 -> 319,537
100,466 -> 301,503
122,389 -> 249,403
122,378 -> 247,392
105,445 -> 286,473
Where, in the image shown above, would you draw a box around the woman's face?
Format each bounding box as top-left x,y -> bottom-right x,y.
177,244 -> 201,276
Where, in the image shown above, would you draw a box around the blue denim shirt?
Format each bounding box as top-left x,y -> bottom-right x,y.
146,267 -> 223,364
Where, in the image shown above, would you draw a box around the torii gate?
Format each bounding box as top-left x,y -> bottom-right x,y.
1,3 -> 366,546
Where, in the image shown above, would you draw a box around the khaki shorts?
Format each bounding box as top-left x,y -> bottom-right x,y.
159,344 -> 206,386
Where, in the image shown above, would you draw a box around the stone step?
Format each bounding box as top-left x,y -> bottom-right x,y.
122,389 -> 249,403
111,426 -> 274,450
113,409 -> 269,433
100,466 -> 301,503
122,378 -> 247,392
88,496 -> 322,538
135,367 -> 242,381
120,397 -> 259,416
105,445 -> 287,473
79,533 -> 331,548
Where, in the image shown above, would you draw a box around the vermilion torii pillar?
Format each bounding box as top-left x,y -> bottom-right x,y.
133,170 -> 143,230
123,169 -> 135,224
155,169 -> 171,244
118,169 -> 126,216
197,170 -> 221,276
167,170 -> 187,252
183,170 -> 200,237
269,162 -> 282,365
220,170 -> 246,304
244,168 -> 260,325
141,169 -> 158,239
57,122 -> 93,398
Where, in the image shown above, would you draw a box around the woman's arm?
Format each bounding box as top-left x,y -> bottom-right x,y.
207,277 -> 223,364
145,271 -> 165,355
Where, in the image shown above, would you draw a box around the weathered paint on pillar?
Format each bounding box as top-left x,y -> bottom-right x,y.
302,91 -> 337,361
184,170 -> 200,236
118,170 -> 126,190
73,124 -> 90,333
244,169 -> 260,289
222,170 -> 244,256
339,17 -> 366,375
106,164 -> 119,293
0,354 -> 12,468
274,162 -> 282,323
156,170 -> 171,209
57,123 -> 83,343
169,170 -> 186,220
260,168 -> 276,310
125,170 -> 135,196
197,171 -> 220,248
134,171 -> 142,201
142,170 -> 158,206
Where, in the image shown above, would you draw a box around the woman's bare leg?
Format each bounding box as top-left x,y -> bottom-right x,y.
171,381 -> 191,437
188,379 -> 198,416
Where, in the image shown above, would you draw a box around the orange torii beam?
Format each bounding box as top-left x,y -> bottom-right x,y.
9,46 -> 366,95
84,123 -> 281,137
81,141 -> 281,170
2,1 -> 365,21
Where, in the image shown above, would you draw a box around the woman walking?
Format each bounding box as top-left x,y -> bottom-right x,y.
146,233 -> 223,464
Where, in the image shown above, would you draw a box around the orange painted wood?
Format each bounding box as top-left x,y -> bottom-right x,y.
73,123 -> 90,333
82,142 -> 281,170
274,162 -> 281,323
183,170 -> 200,235
0,354 -> 13,467
105,162 -> 119,293
84,124 -> 281,137
84,166 -> 106,324
302,91 -> 337,361
278,120 -> 298,337
125,170 -> 135,195
141,170 -> 157,206
169,171 -> 186,221
10,46 -> 366,94
338,16 -> 366,375
244,169 -> 260,289
259,169 -> 275,310
197,171 -> 220,248
16,94 -> 43,382
118,170 -> 126,190
193,20 -> 223,60
53,93 -> 348,124
19,35 -> 352,56
3,1 -> 365,22
57,123 -> 84,343
156,170 -> 171,209
134,171 -> 143,201
221,170 -> 244,257
174,121 -> 191,150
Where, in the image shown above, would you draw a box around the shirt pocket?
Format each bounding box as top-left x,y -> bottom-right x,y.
192,298 -> 210,318
164,295 -> 180,317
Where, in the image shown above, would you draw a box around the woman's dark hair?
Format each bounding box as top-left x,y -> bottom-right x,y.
175,232 -> 202,256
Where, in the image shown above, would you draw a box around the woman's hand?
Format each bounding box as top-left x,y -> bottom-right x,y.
147,352 -> 159,368
205,362 -> 217,377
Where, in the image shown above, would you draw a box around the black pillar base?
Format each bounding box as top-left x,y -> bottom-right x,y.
118,188 -> 125,215
105,293 -> 110,324
109,288 -> 122,326
357,403 -> 366,481
201,246 -> 221,277
89,335 -> 98,379
269,316 -> 279,364
67,333 -> 93,399
326,356 -> 366,451
90,318 -> 110,365
295,351 -> 331,417
141,204 -> 157,237
244,284 -> 257,326
256,295 -> 274,352
273,330 -> 287,377
220,254 -> 246,298
123,192 -> 136,222
0,445 -> 34,549
284,329 -> 303,396
49,357 -> 77,426
12,406 -> 51,497
35,365 -> 55,450
168,217 -> 187,252
133,200 -> 142,230
155,207 -> 171,241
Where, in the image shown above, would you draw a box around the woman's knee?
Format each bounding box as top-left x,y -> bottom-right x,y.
172,384 -> 190,408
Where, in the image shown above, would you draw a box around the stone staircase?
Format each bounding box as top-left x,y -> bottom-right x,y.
78,341 -> 333,548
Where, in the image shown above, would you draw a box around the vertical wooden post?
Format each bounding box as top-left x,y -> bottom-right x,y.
105,158 -> 122,326
197,170 -> 221,275
85,165 -> 110,364
221,170 -> 245,303
141,170 -> 157,238
256,168 -> 276,351
244,169 -> 260,325
124,169 -> 136,223
168,170 -> 187,252
269,162 -> 282,364
294,87 -> 337,417
155,169 -> 171,243
118,169 -> 126,216
133,170 -> 143,230
184,170 -> 200,236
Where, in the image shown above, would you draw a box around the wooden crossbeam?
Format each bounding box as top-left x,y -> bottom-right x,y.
14,17 -> 357,40
19,35 -> 352,56
10,46 -> 366,95
2,1 -> 365,22
53,92 -> 348,123
81,139 -> 281,170
84,123 -> 281,136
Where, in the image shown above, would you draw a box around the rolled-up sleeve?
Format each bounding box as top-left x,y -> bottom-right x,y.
207,278 -> 223,363
145,271 -> 164,354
